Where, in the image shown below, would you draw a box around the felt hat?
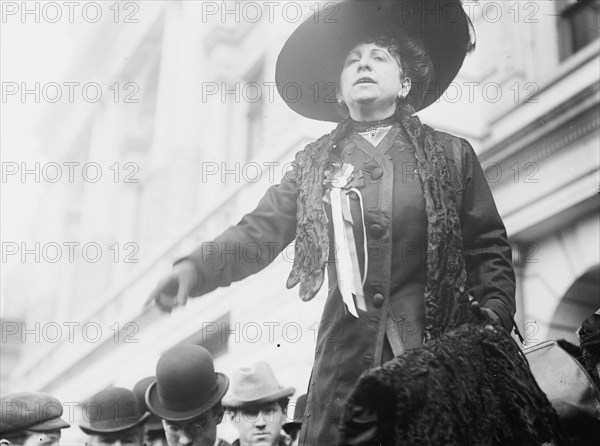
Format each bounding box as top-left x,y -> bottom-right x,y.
222,362 -> 295,409
146,345 -> 229,422
78,387 -> 149,435
132,377 -> 164,431
0,392 -> 70,435
282,394 -> 307,435
275,0 -> 474,122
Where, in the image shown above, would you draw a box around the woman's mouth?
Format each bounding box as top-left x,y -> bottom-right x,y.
354,77 -> 377,86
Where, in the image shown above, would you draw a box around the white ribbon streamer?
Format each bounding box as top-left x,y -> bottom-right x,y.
328,165 -> 368,317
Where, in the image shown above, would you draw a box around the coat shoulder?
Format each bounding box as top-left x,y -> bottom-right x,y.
431,130 -> 469,168
433,130 -> 467,153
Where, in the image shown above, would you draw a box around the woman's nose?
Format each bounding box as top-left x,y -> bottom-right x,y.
357,56 -> 372,71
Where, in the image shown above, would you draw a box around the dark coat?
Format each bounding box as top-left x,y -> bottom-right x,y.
181,125 -> 515,446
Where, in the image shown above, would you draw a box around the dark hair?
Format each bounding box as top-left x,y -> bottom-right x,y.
362,28 -> 434,111
276,397 -> 290,412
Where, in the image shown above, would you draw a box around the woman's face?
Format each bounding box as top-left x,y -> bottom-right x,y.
338,42 -> 407,116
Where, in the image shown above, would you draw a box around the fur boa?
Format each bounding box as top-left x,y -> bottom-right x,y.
340,323 -> 571,446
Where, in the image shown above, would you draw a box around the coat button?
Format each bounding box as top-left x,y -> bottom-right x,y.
370,224 -> 384,239
372,293 -> 384,309
371,167 -> 383,179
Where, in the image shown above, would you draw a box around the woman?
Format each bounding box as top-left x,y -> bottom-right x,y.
148,1 -> 516,444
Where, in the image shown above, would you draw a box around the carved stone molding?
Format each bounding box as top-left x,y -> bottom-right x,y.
481,82 -> 599,185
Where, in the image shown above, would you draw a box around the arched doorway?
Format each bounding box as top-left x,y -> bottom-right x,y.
548,265 -> 600,343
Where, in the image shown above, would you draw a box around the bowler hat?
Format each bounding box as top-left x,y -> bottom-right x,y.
276,0 -> 474,121
282,394 -> 307,435
222,362 -> 295,409
78,387 -> 149,434
1,392 -> 70,435
146,345 -> 229,422
132,377 -> 164,431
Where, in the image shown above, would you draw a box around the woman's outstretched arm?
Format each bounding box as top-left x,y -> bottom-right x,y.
148,157 -> 300,312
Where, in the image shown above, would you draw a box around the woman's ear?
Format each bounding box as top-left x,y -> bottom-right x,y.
399,77 -> 412,99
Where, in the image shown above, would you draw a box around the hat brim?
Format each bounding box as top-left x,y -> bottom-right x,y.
78,412 -> 150,435
26,417 -> 70,432
275,0 -> 472,122
222,386 -> 295,409
282,421 -> 302,435
146,373 -> 229,422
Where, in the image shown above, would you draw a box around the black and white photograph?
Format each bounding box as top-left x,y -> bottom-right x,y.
1,1 -> 599,445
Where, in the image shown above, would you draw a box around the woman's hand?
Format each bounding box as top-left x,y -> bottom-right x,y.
145,261 -> 198,313
470,301 -> 500,325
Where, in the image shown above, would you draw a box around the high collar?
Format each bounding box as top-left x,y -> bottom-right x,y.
350,115 -> 397,132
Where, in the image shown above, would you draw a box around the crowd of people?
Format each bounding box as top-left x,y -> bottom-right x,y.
0,345 -> 306,446
2,314 -> 599,446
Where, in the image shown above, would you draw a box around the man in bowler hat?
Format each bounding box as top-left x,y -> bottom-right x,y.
223,362 -> 294,446
78,387 -> 149,446
146,345 -> 231,446
1,392 -> 70,446
133,377 -> 168,446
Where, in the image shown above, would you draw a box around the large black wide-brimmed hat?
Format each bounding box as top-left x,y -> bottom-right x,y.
146,345 -> 229,422
276,0 -> 473,122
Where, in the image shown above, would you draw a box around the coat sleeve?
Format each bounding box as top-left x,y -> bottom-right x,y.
175,154 -> 300,297
458,138 -> 516,331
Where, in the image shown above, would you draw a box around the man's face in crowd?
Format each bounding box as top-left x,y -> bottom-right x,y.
229,402 -> 286,446
162,408 -> 222,446
85,426 -> 143,446
1,430 -> 61,446
145,428 -> 168,446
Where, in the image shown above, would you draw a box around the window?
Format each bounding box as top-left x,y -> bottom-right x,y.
558,0 -> 600,60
